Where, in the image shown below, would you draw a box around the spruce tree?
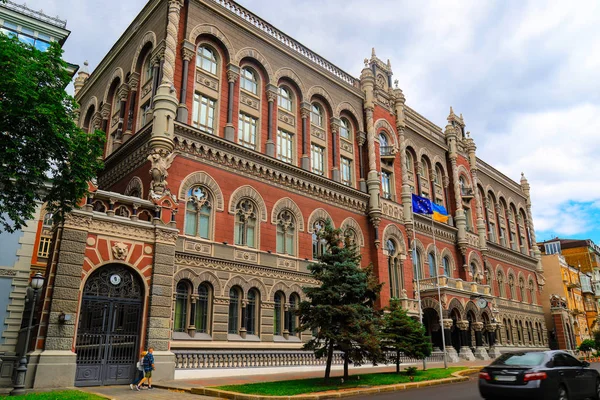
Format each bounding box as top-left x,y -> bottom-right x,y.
297,220 -> 384,383
380,299 -> 432,373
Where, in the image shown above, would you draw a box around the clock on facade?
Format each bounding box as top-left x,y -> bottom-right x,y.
109,274 -> 122,286
476,298 -> 488,309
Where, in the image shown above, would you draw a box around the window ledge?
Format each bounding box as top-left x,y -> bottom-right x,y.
172,332 -> 213,341
227,334 -> 261,342
273,335 -> 301,343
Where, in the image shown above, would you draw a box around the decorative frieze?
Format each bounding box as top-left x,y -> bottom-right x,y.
381,199 -> 403,222
234,249 -> 258,263
311,126 -> 325,140
277,111 -> 295,127
276,257 -> 298,270
240,93 -> 259,110
183,239 -> 212,256
0,268 -> 17,277
340,139 -> 353,154
141,80 -> 153,98
196,69 -> 219,91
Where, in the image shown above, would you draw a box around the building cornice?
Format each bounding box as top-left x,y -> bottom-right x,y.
174,122 -> 369,213
486,240 -> 538,271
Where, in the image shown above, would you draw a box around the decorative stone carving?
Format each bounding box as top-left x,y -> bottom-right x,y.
276,257 -> 298,270
148,149 -> 176,198
183,239 -> 212,256
234,249 -> 258,263
112,242 -> 129,260
457,320 -> 469,331
196,71 -> 219,91
0,268 -> 17,277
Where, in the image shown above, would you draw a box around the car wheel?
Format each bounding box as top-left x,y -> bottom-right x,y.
557,385 -> 568,400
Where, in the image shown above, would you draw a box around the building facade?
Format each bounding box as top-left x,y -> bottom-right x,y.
0,1 -> 71,388
539,238 -> 600,349
28,0 -> 548,388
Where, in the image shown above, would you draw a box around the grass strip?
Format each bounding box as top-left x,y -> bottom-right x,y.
215,366 -> 466,396
0,390 -> 105,400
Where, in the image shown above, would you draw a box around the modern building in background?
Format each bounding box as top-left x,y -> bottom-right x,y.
26,0 -> 547,389
0,1 -> 71,388
539,238 -> 600,350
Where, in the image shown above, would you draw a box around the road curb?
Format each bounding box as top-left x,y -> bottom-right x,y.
160,368 -> 482,400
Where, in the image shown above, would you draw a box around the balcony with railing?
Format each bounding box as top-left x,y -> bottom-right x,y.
460,186 -> 474,200
379,146 -> 395,158
418,276 -> 491,297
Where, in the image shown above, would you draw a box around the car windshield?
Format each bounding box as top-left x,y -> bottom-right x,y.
492,352 -> 545,367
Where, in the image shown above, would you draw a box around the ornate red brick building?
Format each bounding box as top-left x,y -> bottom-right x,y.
27,0 -> 547,388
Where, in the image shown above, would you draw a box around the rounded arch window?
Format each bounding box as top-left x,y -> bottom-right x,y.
246,288 -> 260,336
413,248 -> 422,279
434,165 -> 443,185
386,239 -> 397,256
143,54 -> 154,83
278,86 -> 293,111
405,150 -> 414,171
195,283 -> 211,334
234,199 -> 257,248
288,293 -> 300,337
340,118 -> 352,140
345,227 -> 358,246
228,286 -> 241,334
379,132 -> 389,152
442,256 -> 451,276
274,291 -> 285,336
428,252 -> 436,277
174,281 -> 191,333
276,210 -> 296,256
184,186 -> 212,239
387,239 -> 402,299
240,67 -> 258,95
312,219 -> 327,259
197,45 -> 218,75
310,103 -> 324,127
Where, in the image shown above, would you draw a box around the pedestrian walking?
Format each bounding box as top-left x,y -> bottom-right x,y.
136,347 -> 155,390
129,351 -> 146,390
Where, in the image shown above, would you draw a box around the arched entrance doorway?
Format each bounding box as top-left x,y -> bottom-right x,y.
450,309 -> 461,351
74,264 -> 144,386
423,308 -> 442,350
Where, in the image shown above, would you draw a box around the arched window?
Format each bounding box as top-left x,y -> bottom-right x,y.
234,199 -> 257,248
387,239 -> 401,298
184,186 -> 212,239
276,210 -> 296,256
278,86 -> 293,112
379,133 -> 389,155
497,271 -> 506,297
274,291 -> 285,336
312,220 -> 327,259
508,275 -> 516,299
240,67 -> 258,95
345,228 -> 358,247
195,283 -> 211,334
434,166 -> 443,185
519,278 -> 527,302
470,262 -> 477,281
143,54 -> 153,83
405,151 -> 413,172
459,176 -> 467,195
310,103 -> 323,127
197,46 -> 218,75
428,252 -> 436,277
288,293 -> 300,337
228,287 -> 241,334
442,256 -> 451,276
340,118 -> 351,140
413,248 -> 422,279
174,281 -> 191,332
529,281 -> 536,304
246,289 -> 259,336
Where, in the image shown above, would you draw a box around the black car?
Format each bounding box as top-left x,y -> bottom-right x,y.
478,350 -> 600,400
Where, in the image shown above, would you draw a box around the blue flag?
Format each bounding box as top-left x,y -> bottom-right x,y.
412,194 -> 432,215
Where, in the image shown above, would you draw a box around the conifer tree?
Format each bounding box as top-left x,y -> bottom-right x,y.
380,299 -> 432,373
297,220 -> 384,382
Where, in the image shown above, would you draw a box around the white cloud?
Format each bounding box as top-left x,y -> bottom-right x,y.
21,0 -> 600,241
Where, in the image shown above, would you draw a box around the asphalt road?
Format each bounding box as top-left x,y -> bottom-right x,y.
351,363 -> 600,400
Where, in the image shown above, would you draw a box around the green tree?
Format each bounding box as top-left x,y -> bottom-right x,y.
297,220 -> 384,383
593,330 -> 600,350
579,339 -> 595,357
0,34 -> 104,233
380,299 -> 432,373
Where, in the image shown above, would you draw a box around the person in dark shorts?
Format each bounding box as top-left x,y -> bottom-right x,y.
136,347 -> 155,390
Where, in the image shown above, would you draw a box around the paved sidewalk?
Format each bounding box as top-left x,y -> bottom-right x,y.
155,359 -> 485,390
81,386 -> 220,400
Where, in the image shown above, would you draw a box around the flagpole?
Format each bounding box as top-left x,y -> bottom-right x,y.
431,215 -> 448,369
411,214 -> 426,371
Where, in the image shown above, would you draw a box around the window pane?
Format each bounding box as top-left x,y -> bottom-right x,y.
238,113 -> 257,150
277,129 -> 293,163
199,213 -> 210,239
35,40 -> 50,51
228,289 -> 239,334
246,225 -> 255,248
341,157 -> 352,186
185,208 -> 197,236
286,231 -> 294,256
198,46 -> 217,75
276,230 -> 284,253
340,118 -> 351,140
311,144 -> 324,175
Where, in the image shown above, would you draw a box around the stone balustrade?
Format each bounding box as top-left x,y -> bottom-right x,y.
173,350 -> 446,370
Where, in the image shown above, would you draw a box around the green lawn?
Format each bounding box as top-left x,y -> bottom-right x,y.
0,390 -> 104,400
216,366 -> 467,396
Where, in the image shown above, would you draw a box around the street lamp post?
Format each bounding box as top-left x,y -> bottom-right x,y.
10,272 -> 45,396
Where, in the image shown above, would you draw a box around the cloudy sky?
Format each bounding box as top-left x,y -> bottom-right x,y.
30,0 -> 600,244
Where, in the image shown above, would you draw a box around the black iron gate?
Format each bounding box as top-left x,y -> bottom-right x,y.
75,264 -> 143,387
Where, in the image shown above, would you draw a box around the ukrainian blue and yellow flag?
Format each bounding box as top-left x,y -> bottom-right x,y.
411,194 -> 449,223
